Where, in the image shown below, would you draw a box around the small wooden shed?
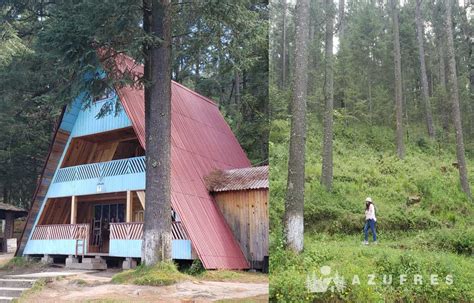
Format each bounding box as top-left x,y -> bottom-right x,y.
0,202 -> 27,253
206,166 -> 269,270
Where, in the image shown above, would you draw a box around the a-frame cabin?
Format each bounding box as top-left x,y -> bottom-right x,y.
16,54 -> 253,270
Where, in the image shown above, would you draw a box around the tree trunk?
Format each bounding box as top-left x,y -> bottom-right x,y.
234,70 -> 241,106
142,0 -> 173,265
437,35 -> 450,132
281,0 -> 288,89
321,0 -> 334,191
391,0 -> 405,159
415,0 -> 435,139
337,0 -> 345,40
445,0 -> 472,199
284,0 -> 310,253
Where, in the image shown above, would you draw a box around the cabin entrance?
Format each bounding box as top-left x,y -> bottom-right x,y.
90,202 -> 125,253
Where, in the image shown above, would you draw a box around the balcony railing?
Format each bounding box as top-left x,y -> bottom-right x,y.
31,224 -> 89,240
110,222 -> 189,240
53,156 -> 146,184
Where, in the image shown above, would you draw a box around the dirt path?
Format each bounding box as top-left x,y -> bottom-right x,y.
0,253 -> 14,267
19,271 -> 268,302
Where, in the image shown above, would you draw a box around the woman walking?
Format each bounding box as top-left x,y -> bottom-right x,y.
363,197 -> 377,245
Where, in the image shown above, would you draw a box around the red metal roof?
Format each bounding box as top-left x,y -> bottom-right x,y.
206,166 -> 269,192
113,54 -> 251,269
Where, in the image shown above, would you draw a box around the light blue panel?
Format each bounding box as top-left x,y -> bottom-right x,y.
48,172 -> 145,198
172,240 -> 193,260
109,240 -> 193,260
23,239 -> 81,255
59,99 -> 82,133
109,239 -> 142,258
70,93 -> 132,138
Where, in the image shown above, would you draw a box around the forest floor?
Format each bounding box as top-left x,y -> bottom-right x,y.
269,122 -> 474,302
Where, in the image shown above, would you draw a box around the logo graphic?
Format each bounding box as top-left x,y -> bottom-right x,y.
306,266 -> 346,293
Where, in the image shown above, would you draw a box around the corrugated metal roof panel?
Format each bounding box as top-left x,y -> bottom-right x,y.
206,166 -> 269,192
113,54 -> 250,269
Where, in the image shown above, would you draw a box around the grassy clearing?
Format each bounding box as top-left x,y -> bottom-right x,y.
112,260 -> 267,286
111,261 -> 187,286
197,270 -> 268,283
269,120 -> 474,302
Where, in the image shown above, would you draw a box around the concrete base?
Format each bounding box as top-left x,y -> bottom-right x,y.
122,258 -> 137,270
65,256 -> 107,270
40,254 -> 53,264
65,256 -> 79,267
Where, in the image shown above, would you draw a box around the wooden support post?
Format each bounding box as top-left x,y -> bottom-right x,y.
126,191 -> 132,222
3,212 -> 14,252
136,191 -> 145,209
71,196 -> 77,224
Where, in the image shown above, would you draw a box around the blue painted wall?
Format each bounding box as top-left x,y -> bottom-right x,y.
25,239 -> 192,260
23,240 -> 84,255
109,240 -> 193,260
70,94 -> 132,138
48,171 -> 145,198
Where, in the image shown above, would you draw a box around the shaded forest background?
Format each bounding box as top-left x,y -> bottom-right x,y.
0,0 -> 269,208
269,0 -> 473,301
271,0 -> 472,141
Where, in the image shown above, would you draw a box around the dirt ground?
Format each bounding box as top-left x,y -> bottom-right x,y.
19,271 -> 268,302
0,254 -> 268,302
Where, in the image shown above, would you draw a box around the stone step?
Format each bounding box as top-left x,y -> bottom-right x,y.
0,279 -> 36,288
0,287 -> 28,298
0,296 -> 14,303
66,262 -> 107,270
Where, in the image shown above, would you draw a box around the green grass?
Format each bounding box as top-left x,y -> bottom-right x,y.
111,261 -> 187,286
269,119 -> 474,302
15,278 -> 49,303
0,257 -> 42,271
197,270 -> 268,283
112,260 -> 267,286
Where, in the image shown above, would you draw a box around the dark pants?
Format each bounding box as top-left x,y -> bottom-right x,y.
364,219 -> 377,241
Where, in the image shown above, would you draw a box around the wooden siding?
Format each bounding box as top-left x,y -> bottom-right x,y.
16,129 -> 71,255
37,198 -> 71,225
214,189 -> 268,267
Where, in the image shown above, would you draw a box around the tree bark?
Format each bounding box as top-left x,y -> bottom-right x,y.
437,34 -> 450,132
445,0 -> 472,199
337,0 -> 345,40
415,0 -> 435,139
284,0 -> 310,253
234,70 -> 241,105
281,0 -> 288,89
321,0 -> 334,191
391,0 -> 405,159
142,0 -> 173,265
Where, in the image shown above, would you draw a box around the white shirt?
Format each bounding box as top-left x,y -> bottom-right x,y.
365,204 -> 376,221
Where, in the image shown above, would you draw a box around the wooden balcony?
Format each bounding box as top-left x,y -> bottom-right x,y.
48,156 -> 146,197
